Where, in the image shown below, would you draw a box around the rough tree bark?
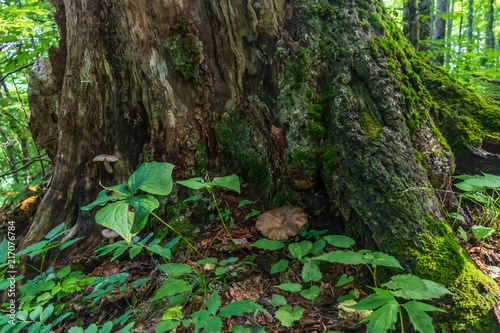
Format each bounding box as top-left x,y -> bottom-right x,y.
26,0 -> 500,331
419,0 -> 434,51
485,0 -> 495,50
434,0 -> 449,64
403,0 -> 419,50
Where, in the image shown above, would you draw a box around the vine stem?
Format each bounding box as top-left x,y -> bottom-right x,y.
398,307 -> 405,333
151,211 -> 205,259
366,265 -> 378,288
209,189 -> 246,255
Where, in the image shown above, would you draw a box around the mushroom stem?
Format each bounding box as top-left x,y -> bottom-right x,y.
103,160 -> 114,173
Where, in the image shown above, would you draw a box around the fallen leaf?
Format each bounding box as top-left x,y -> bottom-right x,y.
20,197 -> 36,211
28,185 -> 37,192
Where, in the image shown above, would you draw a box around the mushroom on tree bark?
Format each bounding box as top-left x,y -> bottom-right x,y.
93,154 -> 119,173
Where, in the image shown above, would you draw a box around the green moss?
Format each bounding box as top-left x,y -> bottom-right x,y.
414,149 -> 428,174
308,104 -> 323,119
358,111 -> 382,140
165,21 -> 203,82
308,121 -> 326,139
369,12 -> 389,32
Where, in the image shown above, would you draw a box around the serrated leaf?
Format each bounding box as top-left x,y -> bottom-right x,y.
336,274 -> 354,287
251,239 -> 284,250
153,279 -> 192,300
383,274 -> 452,300
204,316 -> 223,332
274,305 -> 303,327
219,300 -> 267,318
300,285 -> 320,300
128,162 -> 174,195
158,263 -> 192,278
323,235 -> 355,248
347,289 -> 395,311
402,300 -> 446,333
362,302 -> 399,333
289,241 -> 313,259
270,294 -> 288,306
270,259 -> 289,274
275,283 -> 302,292
302,261 -> 322,282
206,292 -> 222,315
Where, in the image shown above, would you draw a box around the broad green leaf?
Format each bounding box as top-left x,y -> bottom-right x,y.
81,183 -> 131,210
458,226 -> 468,242
347,289 -> 395,311
300,285 -> 320,300
270,294 -> 288,306
128,162 -> 174,195
362,302 -> 399,333
162,306 -> 183,320
471,225 -> 495,240
129,246 -> 142,259
289,241 -> 313,259
56,266 -> 71,279
115,322 -> 135,333
449,212 -> 465,222
271,259 -> 289,274
45,223 -> 65,240
197,258 -> 218,265
28,322 -> 42,333
402,300 -> 446,333
310,239 -> 327,254
323,235 -> 355,248
204,316 -> 223,332
274,305 -> 303,327
155,319 -> 180,333
206,292 -> 222,315
251,239 -> 284,250
158,263 -> 192,278
275,283 -> 302,292
302,261 -> 322,282
85,324 -> 98,333
129,195 -> 159,234
215,266 -> 230,276
219,299 -> 267,318
176,178 -> 207,190
40,304 -> 54,323
68,327 -> 84,333
95,201 -> 132,242
210,175 -> 241,193
153,279 -> 193,300
336,274 -> 354,287
17,310 -> 29,321
369,252 -> 402,268
383,274 -> 453,300
232,325 -> 252,333
220,257 -> 239,266
315,250 -> 365,264
29,305 -> 43,320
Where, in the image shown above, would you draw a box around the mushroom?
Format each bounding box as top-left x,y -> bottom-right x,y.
102,228 -> 119,244
93,154 -> 119,173
255,206 -> 308,240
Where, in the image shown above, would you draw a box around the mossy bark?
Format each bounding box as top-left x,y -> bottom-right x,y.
27,0 -> 500,330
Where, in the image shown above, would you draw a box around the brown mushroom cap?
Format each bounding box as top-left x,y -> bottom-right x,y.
256,206 -> 308,240
93,154 -> 119,162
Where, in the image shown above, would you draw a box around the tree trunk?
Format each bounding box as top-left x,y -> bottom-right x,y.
419,0 -> 433,50
403,0 -> 420,50
445,0 -> 455,64
434,0 -> 449,64
485,0 -> 495,50
26,0 -> 500,331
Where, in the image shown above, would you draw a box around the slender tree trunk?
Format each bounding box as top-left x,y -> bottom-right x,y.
485,0 -> 495,50
434,0 -> 449,64
406,0 -> 420,50
445,0 -> 455,64
25,0 -> 500,330
420,0 -> 434,50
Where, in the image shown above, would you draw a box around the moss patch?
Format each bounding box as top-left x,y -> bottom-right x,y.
358,111 -> 382,140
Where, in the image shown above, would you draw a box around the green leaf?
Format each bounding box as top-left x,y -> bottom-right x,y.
197,258 -> 218,265
449,212 -> 465,222
158,263 -> 192,278
251,239 -> 284,251
271,259 -> 289,274
115,322 -> 135,333
128,162 -> 174,195
347,288 -> 395,311
274,305 -> 303,327
206,292 -> 222,315
215,266 -> 230,276
129,195 -> 159,234
270,294 -> 288,306
219,299 -> 267,318
39,304 -> 54,323
56,266 -> 71,279
153,279 -> 193,300
302,261 -> 322,282
220,257 -> 239,266
129,246 -> 142,259
402,300 -> 446,333
204,316 -> 223,332
362,302 -> 399,333
95,201 -> 131,242
289,241 -> 313,259
336,274 -> 354,287
232,325 -> 252,333
45,223 -> 65,240
68,327 -> 84,333
85,324 -> 98,333
382,274 -> 453,300
176,178 -> 207,190
100,322 -> 114,333
29,305 -> 43,320
323,235 -> 355,248
275,283 -> 302,292
155,320 -> 180,333
310,239 -> 327,254
300,285 -> 320,300
471,225 -> 495,240
81,183 -> 131,210
458,226 -> 468,242
210,175 -> 240,193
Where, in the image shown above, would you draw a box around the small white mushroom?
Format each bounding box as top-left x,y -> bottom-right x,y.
256,206 -> 308,240
102,228 -> 119,243
93,154 -> 119,173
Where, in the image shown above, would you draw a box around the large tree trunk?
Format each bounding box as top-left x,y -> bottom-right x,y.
26,0 -> 500,331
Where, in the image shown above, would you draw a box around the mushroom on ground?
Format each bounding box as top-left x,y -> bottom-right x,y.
93,154 -> 119,173
255,206 -> 308,240
102,228 -> 119,243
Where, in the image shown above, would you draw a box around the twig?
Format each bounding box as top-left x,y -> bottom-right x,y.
0,157 -> 51,178
0,62 -> 34,81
